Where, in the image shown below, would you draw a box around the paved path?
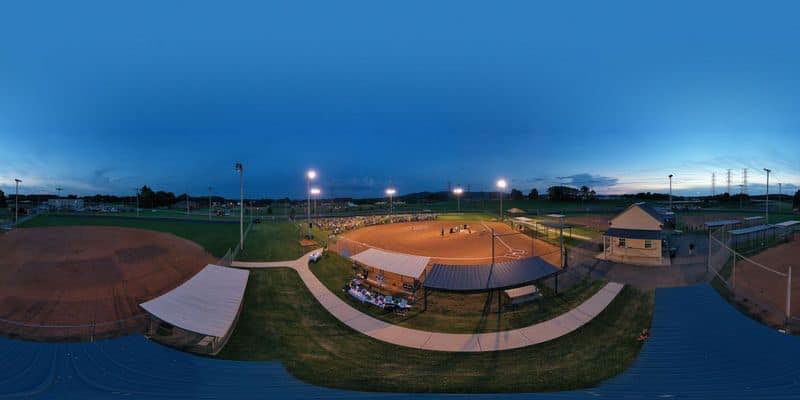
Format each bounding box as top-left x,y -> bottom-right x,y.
232,250 -> 624,352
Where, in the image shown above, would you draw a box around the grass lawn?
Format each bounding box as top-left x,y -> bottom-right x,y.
19,214 -> 238,257
236,221 -> 326,262
309,252 -> 606,333
218,267 -> 654,393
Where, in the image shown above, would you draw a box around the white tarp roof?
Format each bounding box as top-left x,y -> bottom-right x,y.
351,248 -> 430,279
140,264 -> 249,338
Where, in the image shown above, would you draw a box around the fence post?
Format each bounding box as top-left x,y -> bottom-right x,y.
731,252 -> 736,292
787,266 -> 792,326
707,230 -> 711,273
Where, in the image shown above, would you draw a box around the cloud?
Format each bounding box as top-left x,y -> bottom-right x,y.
556,173 -> 619,188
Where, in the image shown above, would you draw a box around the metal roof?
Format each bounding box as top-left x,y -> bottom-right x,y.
140,265 -> 249,338
774,220 -> 800,228
604,228 -> 662,240
704,220 -> 741,228
351,248 -> 429,279
729,224 -> 774,236
536,220 -> 575,229
423,257 -> 558,292
743,216 -> 764,221
504,285 -> 539,299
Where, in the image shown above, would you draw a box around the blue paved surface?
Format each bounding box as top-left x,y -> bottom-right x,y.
1,285 -> 799,399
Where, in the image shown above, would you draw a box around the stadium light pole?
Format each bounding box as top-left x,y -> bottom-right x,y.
453,187 -> 464,212
208,187 -> 213,221
306,170 -> 316,238
385,188 -> 396,222
134,188 -> 140,217
56,187 -> 63,211
764,168 -> 771,224
668,174 -> 673,210
496,179 -> 507,220
235,162 -> 244,250
310,188 -> 321,219
14,179 -> 22,224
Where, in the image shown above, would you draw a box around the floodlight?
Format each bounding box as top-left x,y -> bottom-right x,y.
385,188 -> 397,196
496,179 -> 507,189
310,188 -> 321,195
453,187 -> 464,195
307,170 -> 316,180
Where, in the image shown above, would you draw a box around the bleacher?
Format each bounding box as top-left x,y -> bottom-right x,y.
0,285 -> 799,399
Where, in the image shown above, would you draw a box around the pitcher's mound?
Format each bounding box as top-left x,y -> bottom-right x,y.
0,226 -> 215,341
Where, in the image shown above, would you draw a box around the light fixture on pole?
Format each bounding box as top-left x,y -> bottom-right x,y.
385,188 -> 396,222
310,187 -> 321,219
453,187 -> 464,212
208,187 -> 213,221
235,162 -> 244,250
496,179 -> 507,219
668,174 -> 673,210
14,179 -> 22,224
764,168 -> 771,224
306,169 -> 316,238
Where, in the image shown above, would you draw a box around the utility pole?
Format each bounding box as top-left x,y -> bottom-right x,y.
236,162 -> 244,250
668,174 -> 673,210
14,179 -> 22,224
764,168 -> 771,224
778,183 -> 782,213
208,187 -> 213,221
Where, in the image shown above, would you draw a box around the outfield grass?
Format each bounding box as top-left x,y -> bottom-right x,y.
309,252 -> 605,333
218,267 -> 653,393
236,221 -> 325,262
18,214 -> 239,257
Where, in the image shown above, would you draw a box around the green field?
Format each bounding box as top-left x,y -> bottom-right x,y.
236,221 -> 326,262
219,268 -> 653,393
19,214 -> 239,257
309,252 -> 605,333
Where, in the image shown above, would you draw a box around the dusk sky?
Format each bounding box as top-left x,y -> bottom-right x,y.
1,1 -> 799,198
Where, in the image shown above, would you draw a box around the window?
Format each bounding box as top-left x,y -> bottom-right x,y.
618,238 -> 626,247
644,240 -> 652,249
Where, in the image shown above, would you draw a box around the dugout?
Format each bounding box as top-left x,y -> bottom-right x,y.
350,248 -> 430,297
729,224 -> 777,252
140,265 -> 249,355
422,257 -> 560,311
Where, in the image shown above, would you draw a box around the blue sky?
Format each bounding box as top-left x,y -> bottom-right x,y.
1,1 -> 799,198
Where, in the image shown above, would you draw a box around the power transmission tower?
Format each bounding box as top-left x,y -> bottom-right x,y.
742,168 -> 748,195
712,173 -> 716,196
726,169 -> 731,195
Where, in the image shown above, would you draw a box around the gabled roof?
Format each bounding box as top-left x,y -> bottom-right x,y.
632,202 -> 671,223
351,248 -> 429,279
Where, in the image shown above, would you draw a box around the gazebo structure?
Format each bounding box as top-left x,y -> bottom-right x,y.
140,265 -> 249,355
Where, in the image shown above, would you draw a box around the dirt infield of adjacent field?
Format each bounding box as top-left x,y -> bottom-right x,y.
0,226 -> 215,341
337,220 -> 561,266
733,235 -> 800,326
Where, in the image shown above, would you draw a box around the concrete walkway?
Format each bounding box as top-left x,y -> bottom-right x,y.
232,250 -> 624,352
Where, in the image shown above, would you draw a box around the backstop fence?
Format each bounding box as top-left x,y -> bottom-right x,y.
0,314 -> 149,342
708,227 -> 797,330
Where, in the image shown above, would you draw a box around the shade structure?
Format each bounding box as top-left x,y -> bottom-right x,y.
350,248 -> 429,279
704,220 -> 741,228
423,257 -> 558,292
140,264 -> 249,338
729,224 -> 774,236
